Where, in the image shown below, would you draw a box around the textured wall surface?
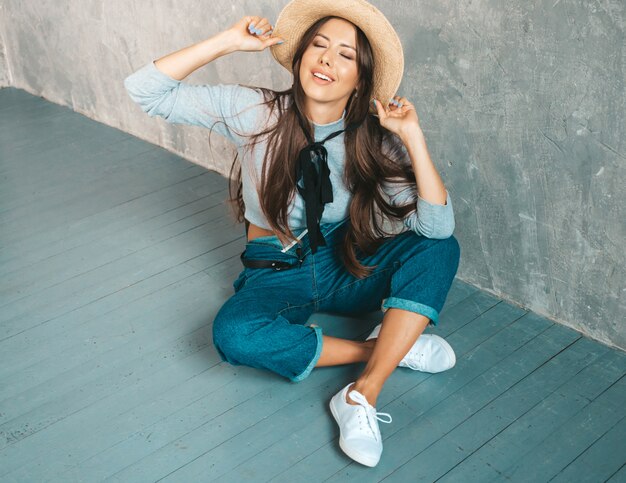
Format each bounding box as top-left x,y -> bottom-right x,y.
1,0 -> 624,350
0,1 -> 9,87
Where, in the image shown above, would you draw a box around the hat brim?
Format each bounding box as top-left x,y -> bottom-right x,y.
269,0 -> 404,115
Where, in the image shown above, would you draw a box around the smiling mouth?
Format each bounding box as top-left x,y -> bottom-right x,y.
312,72 -> 334,84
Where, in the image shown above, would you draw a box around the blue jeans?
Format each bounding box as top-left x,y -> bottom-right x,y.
212,217 -> 460,383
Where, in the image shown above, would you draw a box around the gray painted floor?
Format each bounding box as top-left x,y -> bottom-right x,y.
1,87 -> 625,482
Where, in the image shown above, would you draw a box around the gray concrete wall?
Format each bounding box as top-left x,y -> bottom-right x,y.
0,1 -> 10,87
1,0 -> 624,350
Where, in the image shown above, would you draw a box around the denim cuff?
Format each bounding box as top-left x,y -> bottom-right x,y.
381,297 -> 439,326
291,325 -> 324,382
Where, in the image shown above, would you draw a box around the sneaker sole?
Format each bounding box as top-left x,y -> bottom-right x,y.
329,397 -> 380,467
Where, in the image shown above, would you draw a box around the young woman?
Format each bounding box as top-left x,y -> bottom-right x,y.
124,0 -> 460,468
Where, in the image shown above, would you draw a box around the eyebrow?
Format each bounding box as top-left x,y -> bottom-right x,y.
314,33 -> 357,52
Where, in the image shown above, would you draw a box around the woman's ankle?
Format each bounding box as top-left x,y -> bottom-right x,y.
348,378 -> 382,407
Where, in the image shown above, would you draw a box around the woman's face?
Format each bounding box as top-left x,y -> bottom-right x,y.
299,18 -> 359,121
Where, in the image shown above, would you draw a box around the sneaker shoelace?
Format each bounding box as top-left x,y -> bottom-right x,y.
348,390 -> 392,442
403,348 -> 427,370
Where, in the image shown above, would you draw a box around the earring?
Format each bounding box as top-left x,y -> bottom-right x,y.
354,90 -> 358,98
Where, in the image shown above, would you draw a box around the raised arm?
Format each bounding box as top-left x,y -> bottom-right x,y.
153,16 -> 283,79
381,133 -> 455,239
123,16 -> 285,146
152,30 -> 237,81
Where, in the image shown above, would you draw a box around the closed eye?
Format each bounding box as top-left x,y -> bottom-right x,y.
313,43 -> 354,60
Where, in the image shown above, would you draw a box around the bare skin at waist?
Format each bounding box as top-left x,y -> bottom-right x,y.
247,222 -> 275,241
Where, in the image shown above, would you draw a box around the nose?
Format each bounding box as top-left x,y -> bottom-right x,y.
319,50 -> 333,67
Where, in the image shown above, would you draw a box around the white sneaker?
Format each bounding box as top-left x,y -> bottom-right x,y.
366,323 -> 456,373
329,382 -> 393,467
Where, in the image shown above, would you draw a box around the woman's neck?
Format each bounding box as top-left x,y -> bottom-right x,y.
305,104 -> 347,126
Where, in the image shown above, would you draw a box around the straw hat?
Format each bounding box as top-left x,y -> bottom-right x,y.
269,0 -> 404,114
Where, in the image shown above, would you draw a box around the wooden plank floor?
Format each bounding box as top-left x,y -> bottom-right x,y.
1,87 -> 625,482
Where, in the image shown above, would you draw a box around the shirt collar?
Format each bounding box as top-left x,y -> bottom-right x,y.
311,109 -> 346,139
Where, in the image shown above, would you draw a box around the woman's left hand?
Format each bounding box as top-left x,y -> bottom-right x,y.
372,95 -> 421,139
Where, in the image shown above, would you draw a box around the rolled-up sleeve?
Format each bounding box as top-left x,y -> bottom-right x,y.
123,61 -> 265,147
381,133 -> 455,239
385,182 -> 455,239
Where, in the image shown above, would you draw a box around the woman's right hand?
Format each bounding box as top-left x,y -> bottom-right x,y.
227,16 -> 285,52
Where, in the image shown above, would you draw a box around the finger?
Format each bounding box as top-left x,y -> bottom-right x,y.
255,24 -> 271,37
371,98 -> 385,118
261,24 -> 277,39
255,19 -> 269,31
255,23 -> 275,39
389,96 -> 405,109
247,17 -> 264,35
394,96 -> 412,112
397,96 -> 410,108
389,97 -> 402,109
266,34 -> 284,46
400,100 -> 415,113
261,26 -> 275,38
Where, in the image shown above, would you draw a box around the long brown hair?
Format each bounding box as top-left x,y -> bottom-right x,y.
219,16 -> 416,279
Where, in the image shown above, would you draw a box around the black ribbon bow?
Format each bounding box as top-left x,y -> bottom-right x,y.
295,114 -> 363,254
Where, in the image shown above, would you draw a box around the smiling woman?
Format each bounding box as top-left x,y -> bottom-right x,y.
298,18 -> 360,125
123,0 -> 459,469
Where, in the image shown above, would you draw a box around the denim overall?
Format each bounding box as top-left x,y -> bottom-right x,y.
212,217 -> 460,382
